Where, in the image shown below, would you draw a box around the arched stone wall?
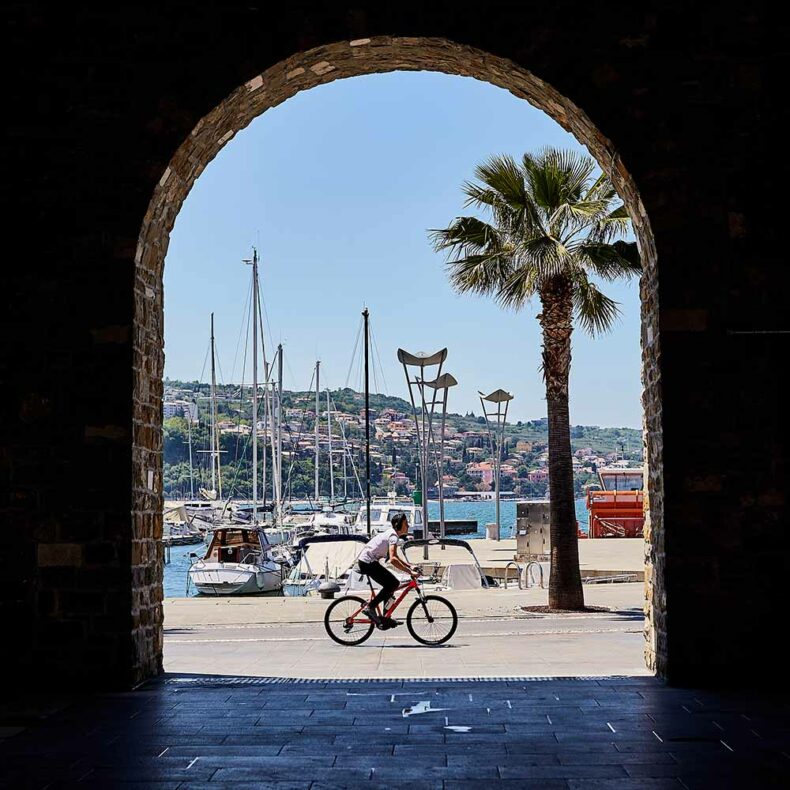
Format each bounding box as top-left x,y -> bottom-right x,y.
133,37 -> 663,682
11,2 -> 783,691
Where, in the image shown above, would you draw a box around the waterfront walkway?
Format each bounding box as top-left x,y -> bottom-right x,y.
165,584 -> 647,679
2,674 -> 789,787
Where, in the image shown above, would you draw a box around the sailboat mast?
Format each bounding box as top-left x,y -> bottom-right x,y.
343,441 -> 348,500
262,361 -> 268,507
363,308 -> 371,537
187,402 -> 195,500
276,343 -> 283,521
314,360 -> 320,503
210,313 -> 219,495
327,389 -> 334,503
249,248 -> 259,521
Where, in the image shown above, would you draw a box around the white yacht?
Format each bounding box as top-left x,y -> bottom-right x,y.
188,526 -> 285,595
353,495 -> 425,536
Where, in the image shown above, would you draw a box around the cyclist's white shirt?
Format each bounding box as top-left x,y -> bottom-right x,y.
358,527 -> 398,564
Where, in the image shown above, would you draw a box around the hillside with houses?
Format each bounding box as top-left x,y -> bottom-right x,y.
162,380 -> 642,500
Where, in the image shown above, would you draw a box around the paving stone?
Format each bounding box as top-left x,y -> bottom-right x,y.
557,752 -> 677,765
394,742 -> 508,755
499,764 -> 629,779
312,783 -> 443,790
176,784 -> 310,789
446,783 -> 568,790
566,781 -> 683,789
1,677 -> 789,788
448,753 -> 561,767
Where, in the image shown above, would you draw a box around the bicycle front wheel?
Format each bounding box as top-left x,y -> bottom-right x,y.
324,595 -> 375,646
406,595 -> 458,646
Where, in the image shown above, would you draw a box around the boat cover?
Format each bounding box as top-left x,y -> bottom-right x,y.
441,564 -> 483,589
295,535 -> 367,580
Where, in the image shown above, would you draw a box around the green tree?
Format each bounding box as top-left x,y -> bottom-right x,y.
430,148 -> 639,609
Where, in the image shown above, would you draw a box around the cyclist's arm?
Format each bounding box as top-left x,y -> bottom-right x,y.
388,544 -> 418,576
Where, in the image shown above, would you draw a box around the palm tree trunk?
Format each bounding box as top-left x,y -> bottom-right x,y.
539,276 -> 585,610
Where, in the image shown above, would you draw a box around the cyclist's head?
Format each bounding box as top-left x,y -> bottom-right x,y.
391,512 -> 409,533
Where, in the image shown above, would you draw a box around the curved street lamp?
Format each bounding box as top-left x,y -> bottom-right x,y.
423,373 -> 458,541
479,388 -> 514,542
398,348 -> 454,555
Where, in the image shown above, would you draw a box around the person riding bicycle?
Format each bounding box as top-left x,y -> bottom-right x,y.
357,512 -> 419,629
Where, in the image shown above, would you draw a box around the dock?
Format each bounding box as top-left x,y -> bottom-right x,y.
404,537 -> 645,583
418,519 -> 479,537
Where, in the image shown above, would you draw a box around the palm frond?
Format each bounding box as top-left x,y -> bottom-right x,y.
429,216 -> 504,258
430,216 -> 516,297
524,148 -> 596,212
575,240 -> 641,280
586,203 -> 631,244
571,273 -> 621,335
471,155 -> 526,210
496,261 -> 542,309
464,155 -> 546,238
446,253 -> 515,297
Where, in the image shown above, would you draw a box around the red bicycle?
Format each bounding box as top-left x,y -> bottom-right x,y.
324,567 -> 458,646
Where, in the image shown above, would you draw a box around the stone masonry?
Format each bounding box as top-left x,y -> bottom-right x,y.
3,2 -> 787,688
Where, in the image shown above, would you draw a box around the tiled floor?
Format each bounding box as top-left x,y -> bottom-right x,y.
1,674 -> 789,788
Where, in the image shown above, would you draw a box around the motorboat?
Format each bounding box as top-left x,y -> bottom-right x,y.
401,538 -> 490,589
188,525 -> 286,595
352,495 -> 425,536
163,519 -> 203,546
341,537 -> 491,595
162,504 -> 204,545
283,534 -> 368,596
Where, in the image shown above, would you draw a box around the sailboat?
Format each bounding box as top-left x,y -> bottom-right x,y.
188,251 -> 285,595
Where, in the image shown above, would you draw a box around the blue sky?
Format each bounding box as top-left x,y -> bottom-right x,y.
164,71 -> 642,428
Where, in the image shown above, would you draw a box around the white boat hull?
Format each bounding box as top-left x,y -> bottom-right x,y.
189,561 -> 283,595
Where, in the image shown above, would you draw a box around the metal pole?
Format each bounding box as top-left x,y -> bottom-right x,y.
277,343 -> 283,523
262,364 -> 268,511
327,389 -> 334,503
363,309 -> 372,537
502,399 -> 510,537
343,441 -> 348,500
495,401 -> 501,541
210,313 -> 218,496
480,394 -> 495,541
438,387 -> 448,541
315,361 -> 320,503
187,403 -> 195,500
250,249 -> 259,521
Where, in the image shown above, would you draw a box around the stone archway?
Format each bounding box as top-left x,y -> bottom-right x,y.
133,36 -> 662,684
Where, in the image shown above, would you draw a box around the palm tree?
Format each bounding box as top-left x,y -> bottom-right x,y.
430,148 -> 640,609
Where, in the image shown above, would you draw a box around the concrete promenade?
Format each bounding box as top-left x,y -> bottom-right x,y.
461,537 -> 645,581
164,583 -> 647,679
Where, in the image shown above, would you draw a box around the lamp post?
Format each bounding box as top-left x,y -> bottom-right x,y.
479,388 -> 514,542
422,373 -> 458,541
398,349 -> 458,558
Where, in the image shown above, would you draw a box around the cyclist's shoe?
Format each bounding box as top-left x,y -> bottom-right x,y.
362,605 -> 384,628
381,617 -> 401,630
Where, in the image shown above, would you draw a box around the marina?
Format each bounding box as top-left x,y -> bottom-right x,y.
164,496 -> 640,597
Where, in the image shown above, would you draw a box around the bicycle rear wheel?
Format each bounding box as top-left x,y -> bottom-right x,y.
406,595 -> 458,645
324,595 -> 375,646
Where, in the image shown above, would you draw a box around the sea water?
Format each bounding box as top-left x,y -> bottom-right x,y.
163,498 -> 589,598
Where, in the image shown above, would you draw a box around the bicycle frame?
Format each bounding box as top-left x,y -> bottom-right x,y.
348,577 -> 422,624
